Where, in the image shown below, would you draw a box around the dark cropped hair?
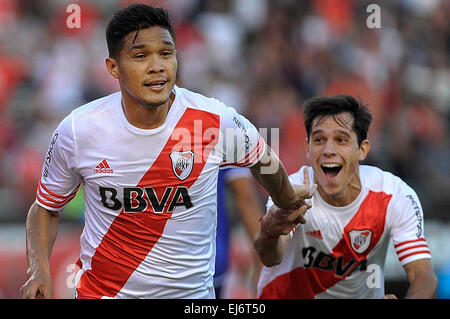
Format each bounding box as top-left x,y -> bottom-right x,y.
303,95 -> 372,146
106,3 -> 176,59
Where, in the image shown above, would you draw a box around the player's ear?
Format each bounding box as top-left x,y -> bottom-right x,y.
304,137 -> 310,159
358,139 -> 371,161
106,57 -> 120,79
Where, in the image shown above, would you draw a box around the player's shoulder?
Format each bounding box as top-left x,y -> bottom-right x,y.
360,165 -> 415,196
54,92 -> 121,140
71,91 -> 121,119
175,85 -> 233,116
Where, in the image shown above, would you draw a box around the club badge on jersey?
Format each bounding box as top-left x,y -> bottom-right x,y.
170,151 -> 195,181
348,229 -> 373,254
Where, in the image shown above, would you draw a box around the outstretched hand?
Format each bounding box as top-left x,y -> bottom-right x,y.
261,168 -> 316,238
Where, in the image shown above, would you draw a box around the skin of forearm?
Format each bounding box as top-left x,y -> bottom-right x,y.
25,203 -> 59,276
405,272 -> 438,299
250,149 -> 295,210
254,230 -> 290,267
239,205 -> 261,240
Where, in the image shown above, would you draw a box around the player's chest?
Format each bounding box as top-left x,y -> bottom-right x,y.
78,130 -> 218,211
76,125 -> 220,184
299,197 -> 390,263
293,213 -> 384,278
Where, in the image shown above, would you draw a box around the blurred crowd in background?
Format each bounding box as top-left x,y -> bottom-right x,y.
0,0 -> 449,298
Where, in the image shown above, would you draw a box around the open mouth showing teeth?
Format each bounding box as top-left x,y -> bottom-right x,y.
321,163 -> 342,179
145,81 -> 166,87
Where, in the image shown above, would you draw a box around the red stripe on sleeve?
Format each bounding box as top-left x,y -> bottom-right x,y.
394,238 -> 426,249
239,134 -> 263,164
220,133 -> 265,168
36,179 -> 80,209
37,183 -> 78,205
398,250 -> 431,262
396,244 -> 429,255
36,193 -> 77,209
38,178 -> 79,199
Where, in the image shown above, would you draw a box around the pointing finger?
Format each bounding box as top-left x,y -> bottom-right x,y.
302,167 -> 317,197
303,167 -> 310,186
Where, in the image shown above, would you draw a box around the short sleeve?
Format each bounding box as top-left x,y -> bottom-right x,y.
218,104 -> 266,168
388,183 -> 431,266
36,114 -> 81,212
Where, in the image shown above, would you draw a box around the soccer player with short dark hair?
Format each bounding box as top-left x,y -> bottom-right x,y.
255,94 -> 438,299
20,4 -> 313,299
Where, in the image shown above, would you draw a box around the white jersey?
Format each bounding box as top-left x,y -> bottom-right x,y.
257,165 -> 431,299
35,85 -> 266,299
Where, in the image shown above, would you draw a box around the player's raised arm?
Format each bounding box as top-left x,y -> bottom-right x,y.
249,146 -> 313,211
20,203 -> 59,299
252,166 -> 314,267
219,102 -> 313,223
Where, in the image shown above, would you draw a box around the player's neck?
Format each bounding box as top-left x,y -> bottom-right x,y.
121,93 -> 175,130
317,174 -> 362,207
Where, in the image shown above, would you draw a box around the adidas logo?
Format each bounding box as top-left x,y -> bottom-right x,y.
94,159 -> 113,174
306,229 -> 323,240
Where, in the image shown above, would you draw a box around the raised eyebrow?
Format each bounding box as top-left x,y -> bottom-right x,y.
162,40 -> 175,48
128,40 -> 175,52
334,130 -> 352,138
310,129 -> 352,137
128,44 -> 146,52
310,129 -> 324,137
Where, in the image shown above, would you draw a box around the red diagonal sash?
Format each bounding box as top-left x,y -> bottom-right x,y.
76,108 -> 220,298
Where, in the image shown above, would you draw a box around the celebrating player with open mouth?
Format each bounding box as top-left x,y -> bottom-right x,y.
255,95 -> 438,299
